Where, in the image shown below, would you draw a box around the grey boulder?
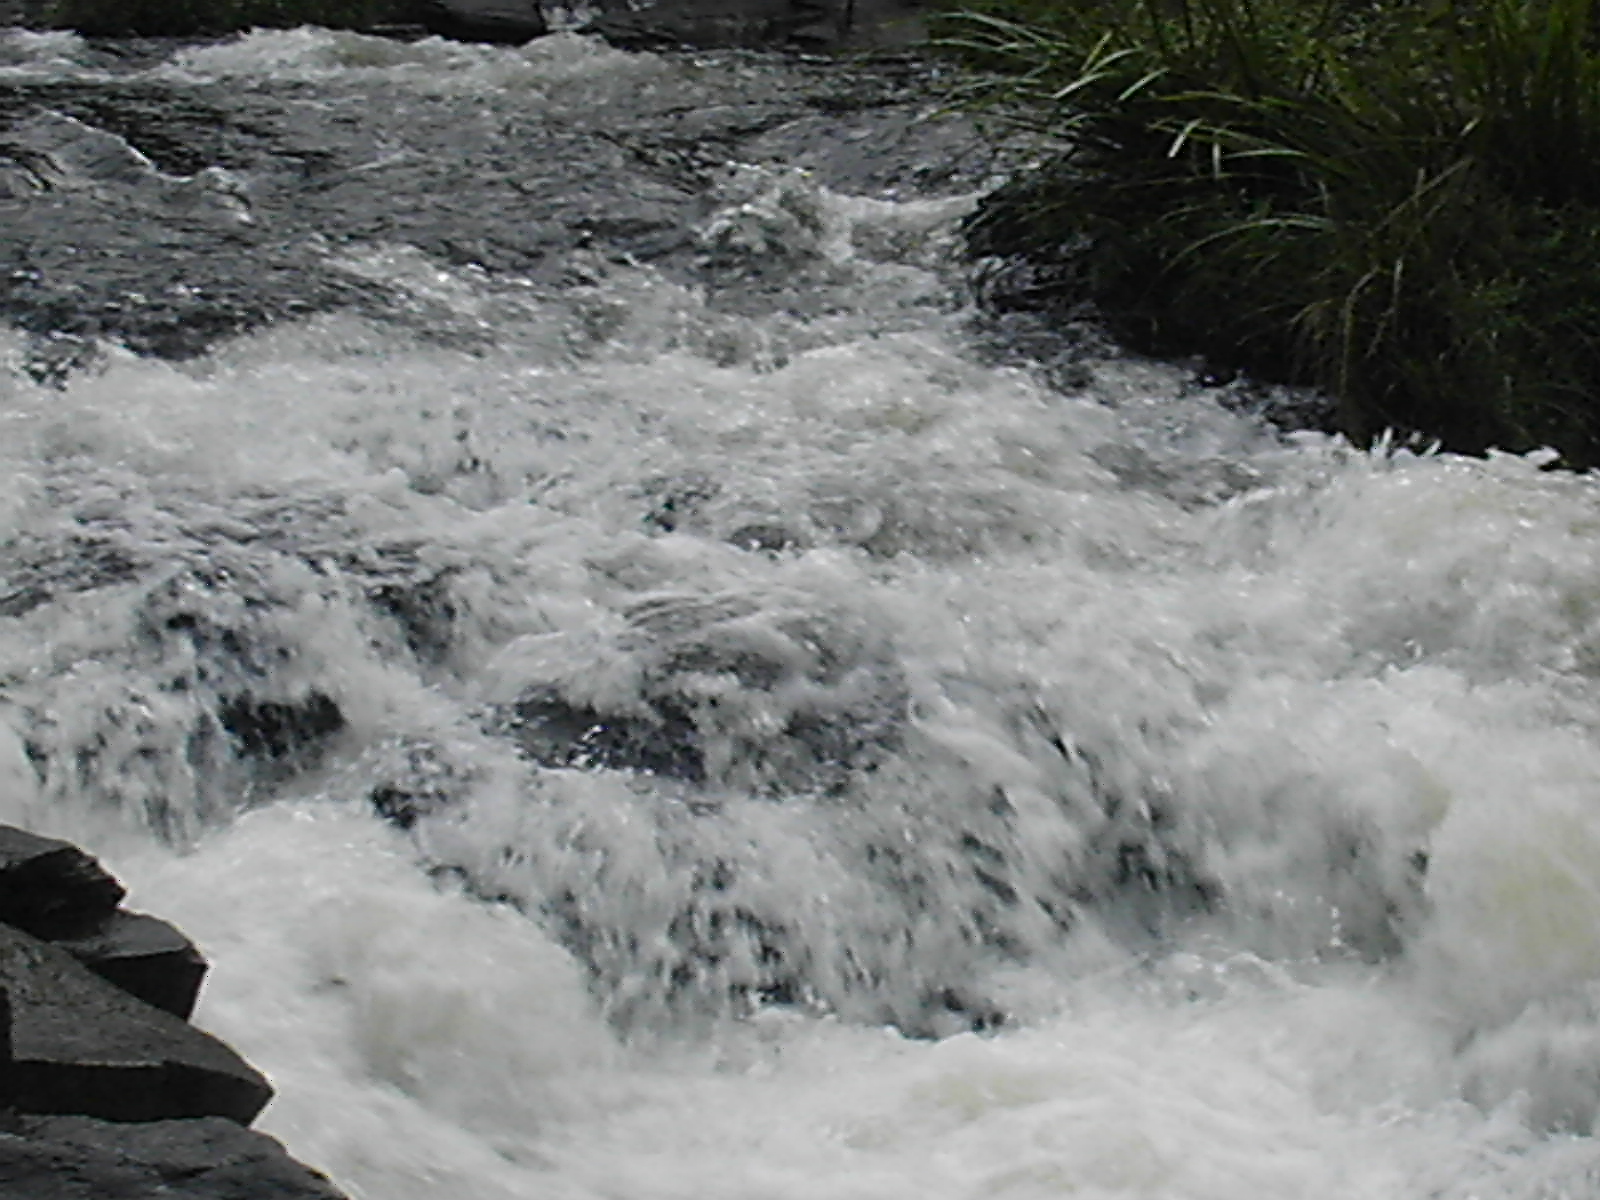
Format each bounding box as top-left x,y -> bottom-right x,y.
0,924 -> 272,1125
0,826 -> 125,940
0,1115 -> 345,1199
418,0 -> 548,42
53,911 -> 209,1021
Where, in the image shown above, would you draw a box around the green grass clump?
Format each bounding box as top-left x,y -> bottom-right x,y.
940,0 -> 1600,465
48,0 -> 416,36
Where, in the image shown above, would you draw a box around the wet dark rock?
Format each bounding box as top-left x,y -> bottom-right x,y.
0,1115 -> 347,1200
219,693 -> 346,763
340,545 -> 459,664
0,826 -> 126,941
0,826 -> 345,1194
0,827 -> 209,1018
503,687 -> 707,782
641,472 -> 722,534
0,921 -> 272,1124
726,523 -> 802,554
1,985 -> 13,1098
418,0 -> 547,43
0,0 -> 48,29
587,0 -> 840,49
582,0 -> 929,49
495,596 -> 908,794
53,912 -> 208,1021
367,740 -> 477,831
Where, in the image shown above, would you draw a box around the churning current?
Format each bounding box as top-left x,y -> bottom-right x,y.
4,23 -> 1600,1200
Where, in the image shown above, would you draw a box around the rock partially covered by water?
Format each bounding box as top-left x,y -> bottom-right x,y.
490,589 -> 908,796
367,739 -> 483,831
0,1115 -> 346,1200
0,34 -> 1011,364
587,0 -> 839,48
419,0 -> 547,42
218,693 -> 347,766
585,0 -> 923,48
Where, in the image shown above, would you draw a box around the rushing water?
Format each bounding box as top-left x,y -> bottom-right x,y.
6,22 -> 1600,1200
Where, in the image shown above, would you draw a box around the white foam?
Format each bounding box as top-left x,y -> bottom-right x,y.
158,28 -> 687,106
10,35 -> 1600,1193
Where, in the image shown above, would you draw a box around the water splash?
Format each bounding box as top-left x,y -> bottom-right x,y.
8,27 -> 1600,1200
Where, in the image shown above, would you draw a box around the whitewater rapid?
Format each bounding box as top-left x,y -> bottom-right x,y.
5,23 -> 1600,1200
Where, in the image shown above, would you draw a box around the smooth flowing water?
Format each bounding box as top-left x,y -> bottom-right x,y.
5,23 -> 1600,1200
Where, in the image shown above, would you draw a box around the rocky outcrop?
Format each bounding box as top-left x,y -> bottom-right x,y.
52,914 -> 209,1023
0,825 -> 349,1200
0,1116 -> 346,1200
418,0 -> 547,42
585,0 -> 840,49
583,0 -> 926,49
0,827 -> 206,1019
0,923 -> 270,1124
0,826 -> 126,941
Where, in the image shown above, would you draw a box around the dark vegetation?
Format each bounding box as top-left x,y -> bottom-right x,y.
936,0 -> 1600,465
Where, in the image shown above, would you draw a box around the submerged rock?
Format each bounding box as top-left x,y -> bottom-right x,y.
492,592 -> 908,795
218,692 -> 346,764
367,739 -> 483,831
502,687 -> 707,782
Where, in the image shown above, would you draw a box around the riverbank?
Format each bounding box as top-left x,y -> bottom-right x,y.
938,0 -> 1600,467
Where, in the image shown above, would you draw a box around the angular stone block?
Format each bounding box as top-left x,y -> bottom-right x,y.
0,923 -> 271,1125
0,826 -> 125,940
55,912 -> 208,1021
0,1115 -> 348,1199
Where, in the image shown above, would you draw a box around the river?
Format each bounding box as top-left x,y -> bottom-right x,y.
3,21 -> 1600,1200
